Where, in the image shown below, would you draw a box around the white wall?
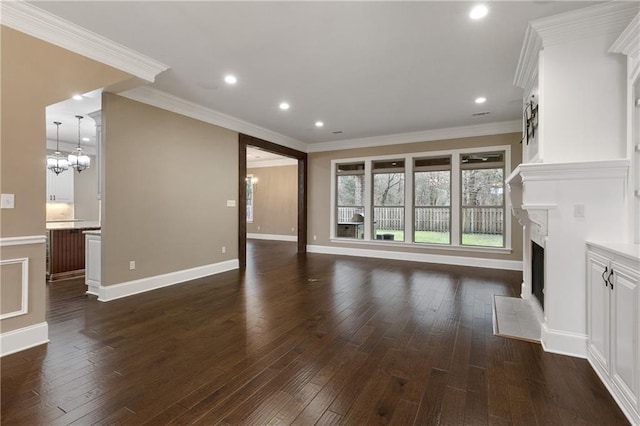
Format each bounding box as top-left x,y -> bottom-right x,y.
541,34 -> 627,162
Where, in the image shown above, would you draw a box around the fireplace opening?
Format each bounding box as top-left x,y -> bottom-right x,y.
532,241 -> 544,310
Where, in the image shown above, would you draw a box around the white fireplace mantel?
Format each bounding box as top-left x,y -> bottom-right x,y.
506,159 -> 630,358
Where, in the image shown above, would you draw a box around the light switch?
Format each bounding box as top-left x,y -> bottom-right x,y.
226,200 -> 236,207
573,204 -> 585,218
1,193 -> 15,209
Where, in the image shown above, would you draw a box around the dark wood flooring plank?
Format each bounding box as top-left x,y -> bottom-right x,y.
0,240 -> 628,426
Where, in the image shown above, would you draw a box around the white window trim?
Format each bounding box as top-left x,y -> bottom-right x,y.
330,144 -> 512,251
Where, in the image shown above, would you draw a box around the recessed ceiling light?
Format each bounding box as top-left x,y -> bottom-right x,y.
475,97 -> 487,104
72,94 -> 83,101
82,137 -> 90,142
279,102 -> 290,110
224,75 -> 237,85
315,121 -> 324,127
470,5 -> 488,20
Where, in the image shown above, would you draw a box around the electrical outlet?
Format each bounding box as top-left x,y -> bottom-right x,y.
222,246 -> 226,254
573,204 -> 585,218
291,227 -> 295,232
0,194 -> 15,209
257,226 -> 261,230
313,235 -> 317,241
129,261 -> 136,270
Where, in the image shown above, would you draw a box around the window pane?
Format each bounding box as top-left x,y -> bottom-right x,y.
462,208 -> 504,247
461,169 -> 504,207
373,173 -> 404,206
414,171 -> 450,206
373,207 -> 404,242
461,165 -> 504,247
337,173 -> 364,239
414,208 -> 450,244
337,175 -> 364,206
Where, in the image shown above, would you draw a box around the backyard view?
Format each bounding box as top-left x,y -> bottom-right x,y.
335,152 -> 505,247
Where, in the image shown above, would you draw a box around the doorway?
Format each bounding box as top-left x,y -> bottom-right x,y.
238,134 -> 307,268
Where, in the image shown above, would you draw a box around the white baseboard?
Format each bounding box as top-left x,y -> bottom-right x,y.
306,244 -> 523,271
247,233 -> 297,242
0,322 -> 49,357
587,356 -> 640,425
541,323 -> 587,359
97,259 -> 239,302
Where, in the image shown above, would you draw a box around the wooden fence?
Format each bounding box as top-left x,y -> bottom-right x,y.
338,206 -> 503,234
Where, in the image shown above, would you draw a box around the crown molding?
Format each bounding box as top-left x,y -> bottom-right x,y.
0,1 -> 168,82
514,24 -> 542,90
306,120 -> 521,154
120,86 -> 307,152
247,158 -> 298,169
514,2 -> 639,90
516,159 -> 630,182
530,2 -> 639,48
610,11 -> 640,57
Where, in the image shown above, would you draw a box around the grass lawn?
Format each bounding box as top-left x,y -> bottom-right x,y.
376,230 -> 503,247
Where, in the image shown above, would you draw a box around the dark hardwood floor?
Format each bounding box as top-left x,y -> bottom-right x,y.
1,240 -> 628,425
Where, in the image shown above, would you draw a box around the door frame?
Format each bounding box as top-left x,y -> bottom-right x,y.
238,133 -> 308,268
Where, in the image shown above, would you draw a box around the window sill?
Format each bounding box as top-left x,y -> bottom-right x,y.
329,237 -> 513,255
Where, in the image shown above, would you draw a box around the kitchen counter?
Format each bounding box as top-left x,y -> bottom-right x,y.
46,221 -> 101,230
47,222 -> 101,281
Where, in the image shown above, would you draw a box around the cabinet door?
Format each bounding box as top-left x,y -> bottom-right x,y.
610,262 -> 639,410
587,252 -> 610,374
46,169 -> 74,202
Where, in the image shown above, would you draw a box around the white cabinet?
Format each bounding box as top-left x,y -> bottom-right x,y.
587,243 -> 640,425
84,231 -> 101,296
46,168 -> 74,202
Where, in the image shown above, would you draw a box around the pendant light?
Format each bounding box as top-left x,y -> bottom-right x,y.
46,121 -> 69,175
69,115 -> 90,172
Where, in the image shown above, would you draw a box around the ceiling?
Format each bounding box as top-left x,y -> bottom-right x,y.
35,1 -> 601,147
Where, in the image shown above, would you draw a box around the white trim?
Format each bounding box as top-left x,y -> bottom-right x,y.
0,258 -> 29,320
330,144 -> 512,250
530,2 -> 640,48
514,3 -> 639,91
0,1 -> 168,83
307,120 -> 520,153
610,12 -> 640,58
0,236 -> 46,247
0,322 -> 49,357
307,244 -> 522,272
514,160 -> 630,182
247,158 -> 298,169
588,357 -> 640,426
540,323 -> 588,359
247,233 -> 297,242
513,24 -> 542,92
97,259 -> 239,302
120,86 -> 307,153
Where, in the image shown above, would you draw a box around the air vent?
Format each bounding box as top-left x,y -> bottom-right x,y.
332,131 -> 343,134
472,111 -> 491,116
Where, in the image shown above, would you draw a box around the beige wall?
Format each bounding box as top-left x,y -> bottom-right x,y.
73,154 -> 100,221
247,165 -> 298,237
0,26 -> 131,334
102,94 -> 238,286
308,133 -> 524,261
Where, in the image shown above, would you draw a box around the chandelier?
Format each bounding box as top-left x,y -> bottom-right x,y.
46,121 -> 69,175
68,115 -> 90,172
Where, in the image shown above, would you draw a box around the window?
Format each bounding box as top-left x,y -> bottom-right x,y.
330,145 -> 510,250
460,152 -> 505,247
414,157 -> 451,244
336,163 -> 365,239
372,160 -> 405,241
246,175 -> 255,223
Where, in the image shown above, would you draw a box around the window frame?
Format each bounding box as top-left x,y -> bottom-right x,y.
413,156 -> 452,245
335,162 -> 366,240
330,144 -> 512,253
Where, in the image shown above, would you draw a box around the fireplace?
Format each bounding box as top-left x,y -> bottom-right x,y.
531,241 -> 544,310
